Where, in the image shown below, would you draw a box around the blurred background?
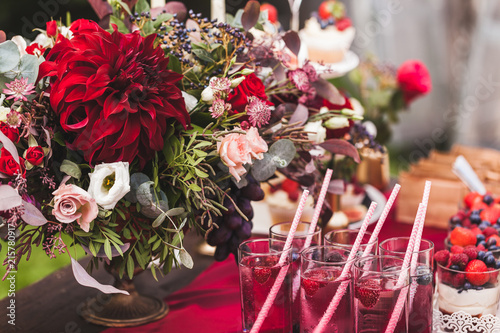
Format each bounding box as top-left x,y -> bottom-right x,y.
1,0 -> 499,296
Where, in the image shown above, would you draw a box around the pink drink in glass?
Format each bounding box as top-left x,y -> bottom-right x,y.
300,246 -> 354,333
354,255 -> 409,333
379,238 -> 434,333
239,239 -> 293,332
270,222 -> 322,333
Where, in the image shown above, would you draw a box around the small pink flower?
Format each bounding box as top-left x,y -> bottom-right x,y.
246,127 -> 268,160
303,63 -> 318,82
209,77 -> 232,98
217,133 -> 252,182
209,99 -> 231,118
6,110 -> 22,128
52,184 -> 98,232
245,97 -> 271,128
3,78 -> 36,102
288,69 -> 311,92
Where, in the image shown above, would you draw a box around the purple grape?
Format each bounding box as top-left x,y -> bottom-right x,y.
223,196 -> 236,215
240,183 -> 265,201
236,220 -> 252,239
214,244 -> 230,261
238,198 -> 253,217
206,225 -> 232,246
228,234 -> 241,254
225,214 -> 243,230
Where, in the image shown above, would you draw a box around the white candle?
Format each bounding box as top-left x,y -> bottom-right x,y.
151,0 -> 166,9
211,0 -> 226,22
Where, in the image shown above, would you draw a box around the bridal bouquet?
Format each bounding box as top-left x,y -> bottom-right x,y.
0,0 -> 363,293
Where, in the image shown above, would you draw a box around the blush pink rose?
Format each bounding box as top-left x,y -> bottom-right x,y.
217,133 -> 252,182
52,184 -> 99,232
246,127 -> 268,160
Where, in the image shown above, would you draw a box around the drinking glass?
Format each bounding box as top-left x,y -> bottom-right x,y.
238,238 -> 293,332
269,221 -> 322,332
324,229 -> 378,255
379,237 -> 434,333
300,245 -> 355,332
353,255 -> 410,332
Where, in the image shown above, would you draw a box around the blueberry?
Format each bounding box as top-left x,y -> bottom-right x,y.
487,238 -> 498,247
496,260 -> 500,269
476,286 -> 484,291
478,251 -> 486,260
479,222 -> 489,230
490,245 -> 499,252
416,267 -> 432,285
483,220 -> 492,227
485,255 -> 496,266
326,252 -> 344,263
292,252 -> 300,261
479,240 -> 487,247
450,215 -> 462,224
496,217 -> 500,225
464,282 -> 471,290
486,251 -> 493,258
451,224 -> 461,230
470,213 -> 482,224
483,194 -> 494,205
450,264 -> 460,270
477,234 -> 486,242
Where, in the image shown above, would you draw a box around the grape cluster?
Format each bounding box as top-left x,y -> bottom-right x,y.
206,176 -> 264,261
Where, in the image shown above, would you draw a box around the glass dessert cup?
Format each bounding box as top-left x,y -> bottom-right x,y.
300,245 -> 355,333
353,255 -> 410,333
379,237 -> 434,333
238,238 -> 293,333
324,229 -> 378,255
435,263 -> 500,318
269,221 -> 322,332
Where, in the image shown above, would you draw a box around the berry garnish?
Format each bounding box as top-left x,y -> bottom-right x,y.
253,267 -> 272,285
260,3 -> 278,24
301,269 -> 328,296
450,253 -> 469,270
416,266 -> 432,286
434,250 -> 450,266
450,245 -> 464,254
335,17 -> 351,31
465,259 -> 489,286
452,273 -> 465,288
355,279 -> 380,308
450,227 -> 477,247
463,246 -> 478,260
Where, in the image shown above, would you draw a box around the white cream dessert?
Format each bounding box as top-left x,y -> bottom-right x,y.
300,19 -> 355,64
266,190 -> 315,225
438,283 -> 500,316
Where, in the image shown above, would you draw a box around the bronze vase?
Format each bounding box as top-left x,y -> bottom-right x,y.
79,263 -> 169,327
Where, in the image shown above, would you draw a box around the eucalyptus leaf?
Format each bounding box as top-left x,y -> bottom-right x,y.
0,41 -> 20,73
152,212 -> 167,228
141,200 -> 169,218
17,54 -> 39,84
251,153 -> 276,182
166,207 -> 185,217
136,181 -> 155,206
125,173 -> 150,203
269,139 -> 296,167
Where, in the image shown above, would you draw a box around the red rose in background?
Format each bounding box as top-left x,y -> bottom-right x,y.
397,60 -> 432,104
0,148 -> 24,177
25,146 -> 44,166
46,20 -> 58,37
227,73 -> 273,114
0,122 -> 20,143
322,96 -> 354,139
38,19 -> 189,168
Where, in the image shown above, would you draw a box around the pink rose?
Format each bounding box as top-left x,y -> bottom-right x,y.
217,133 -> 252,182
246,127 -> 268,160
52,184 -> 99,232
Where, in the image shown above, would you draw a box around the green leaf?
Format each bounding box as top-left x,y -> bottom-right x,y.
172,232 -> 182,247
193,149 -> 207,158
115,0 -> 132,15
194,141 -> 212,149
152,239 -> 162,251
88,241 -> 98,257
134,248 -> 147,269
191,42 -> 209,50
60,159 -> 82,180
148,234 -> 158,244
153,13 -> 173,28
188,183 -> 202,192
73,230 -> 92,237
112,242 -> 125,257
166,207 -> 185,217
126,255 -> 135,279
104,239 -> 112,260
167,54 -> 182,75
134,0 -> 150,15
110,16 -> 129,34
151,265 -> 158,281
194,168 -> 208,178
123,228 -> 132,240
192,49 -> 215,63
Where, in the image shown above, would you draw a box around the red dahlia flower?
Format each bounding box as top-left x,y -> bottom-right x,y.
38,19 -> 189,168
397,60 -> 432,104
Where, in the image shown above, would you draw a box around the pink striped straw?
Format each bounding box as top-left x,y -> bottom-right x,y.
361,184 -> 401,258
250,190 -> 309,333
384,203 -> 428,333
312,201 -> 378,333
304,169 -> 333,249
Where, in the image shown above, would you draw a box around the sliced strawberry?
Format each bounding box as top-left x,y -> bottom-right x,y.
253,267 -> 271,285
355,279 -> 380,308
465,259 -> 489,286
481,205 -> 500,223
318,1 -> 335,20
260,3 -> 278,24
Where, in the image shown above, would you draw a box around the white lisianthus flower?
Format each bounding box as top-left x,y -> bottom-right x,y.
324,117 -> 350,130
201,86 -> 214,105
88,162 -> 131,210
304,120 -> 326,144
182,91 -> 198,111
0,94 -> 9,122
11,36 -> 27,56
230,76 -> 245,88
33,33 -> 53,49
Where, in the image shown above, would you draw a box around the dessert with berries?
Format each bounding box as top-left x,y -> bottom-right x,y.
448,191 -> 500,258
434,245 -> 500,317
299,0 -> 355,63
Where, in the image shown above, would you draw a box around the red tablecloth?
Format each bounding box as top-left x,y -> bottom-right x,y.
103,210 -> 447,333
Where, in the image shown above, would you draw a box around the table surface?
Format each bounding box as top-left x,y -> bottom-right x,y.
0,203 -> 447,333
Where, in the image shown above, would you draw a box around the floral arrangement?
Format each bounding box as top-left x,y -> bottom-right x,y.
335,57 -> 432,145
0,0 -> 365,293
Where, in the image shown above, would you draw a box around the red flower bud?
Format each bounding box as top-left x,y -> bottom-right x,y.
397,60 -> 432,104
46,20 -> 58,37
